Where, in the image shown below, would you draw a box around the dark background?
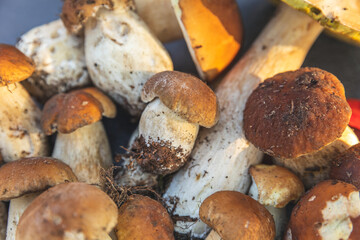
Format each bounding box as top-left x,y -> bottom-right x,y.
0,0 -> 359,155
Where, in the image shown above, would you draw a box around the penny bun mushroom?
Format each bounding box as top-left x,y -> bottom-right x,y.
16,182 -> 118,240
0,44 -> 49,162
0,157 -> 77,240
199,191 -> 275,240
285,180 -> 360,240
330,143 -> 360,189
248,164 -> 304,239
42,87 -> 116,185
16,19 -> 89,102
244,67 -> 359,188
116,194 -> 174,239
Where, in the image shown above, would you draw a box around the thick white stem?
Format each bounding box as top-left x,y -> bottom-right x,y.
205,230 -> 221,240
6,193 -> 38,240
52,121 -> 112,186
274,126 -> 359,188
0,202 -> 7,240
0,85 -> 48,162
163,4 -> 323,238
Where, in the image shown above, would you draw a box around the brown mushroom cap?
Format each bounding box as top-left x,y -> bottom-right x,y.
16,182 -> 118,240
330,143 -> 360,189
116,194 -> 174,240
0,157 -> 77,201
286,180 -> 360,240
244,67 -> 351,159
350,216 -> 360,239
249,164 -> 304,208
61,0 -> 114,34
199,191 -> 275,240
41,87 -> 116,135
0,44 -> 35,86
173,0 -> 243,81
142,71 -> 219,128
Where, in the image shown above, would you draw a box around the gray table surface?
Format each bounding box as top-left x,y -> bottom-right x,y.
0,0 -> 359,154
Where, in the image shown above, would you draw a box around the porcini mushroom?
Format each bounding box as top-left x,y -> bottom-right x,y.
61,0 -> 173,116
0,157 -> 77,240
16,182 -> 118,240
330,143 -> 360,189
115,194 -> 174,239
41,87 -> 116,185
0,44 -> 48,162
16,19 -> 89,102
115,71 -> 219,186
285,180 -> 360,240
244,67 -> 359,188
163,1 -> 360,237
199,191 -> 275,240
248,164 -> 304,239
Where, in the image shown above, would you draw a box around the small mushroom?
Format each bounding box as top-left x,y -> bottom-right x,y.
115,71 -> 219,186
0,44 -> 49,162
330,143 -> 360,189
16,19 -> 89,102
0,202 -> 7,240
244,67 -> 359,188
41,87 -> 116,186
285,180 -> 360,240
115,194 -> 174,239
199,191 -> 275,240
0,157 -> 77,240
16,182 -> 118,240
248,164 -> 304,239
61,0 -> 173,116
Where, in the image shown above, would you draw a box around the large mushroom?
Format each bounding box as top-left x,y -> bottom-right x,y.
285,180 -> 360,240
0,157 -> 77,240
115,71 -> 219,186
41,87 -> 116,186
16,19 -> 89,102
61,0 -> 173,116
199,191 -> 275,240
163,0 -> 360,237
0,44 -> 48,162
244,67 -> 359,188
16,182 -> 118,240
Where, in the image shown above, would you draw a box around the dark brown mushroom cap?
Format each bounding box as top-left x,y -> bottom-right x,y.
199,191 -> 275,240
249,164 -> 304,208
61,0 -> 114,34
116,194 -> 174,240
142,71 -> 219,128
244,67 -> 351,159
286,180 -> 360,240
41,87 -> 116,135
0,157 -> 77,201
0,44 -> 35,86
330,143 -> 360,189
16,182 -> 118,240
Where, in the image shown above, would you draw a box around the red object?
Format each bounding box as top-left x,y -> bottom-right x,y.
347,99 -> 360,131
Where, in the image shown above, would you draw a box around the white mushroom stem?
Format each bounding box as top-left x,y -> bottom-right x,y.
205,230 -> 222,240
6,193 -> 38,240
0,85 -> 48,162
248,182 -> 287,240
134,0 -> 182,42
85,6 -> 173,116
52,121 -> 112,186
16,19 -> 89,101
163,4 -> 324,238
274,126 -> 359,188
0,202 -> 7,240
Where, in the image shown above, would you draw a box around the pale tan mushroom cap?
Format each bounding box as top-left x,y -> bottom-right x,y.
0,44 -> 35,86
282,0 -> 360,44
41,87 -> 116,135
16,182 -> 118,240
0,157 -> 77,201
249,164 -> 305,208
61,0 -> 114,34
142,71 -> 219,128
